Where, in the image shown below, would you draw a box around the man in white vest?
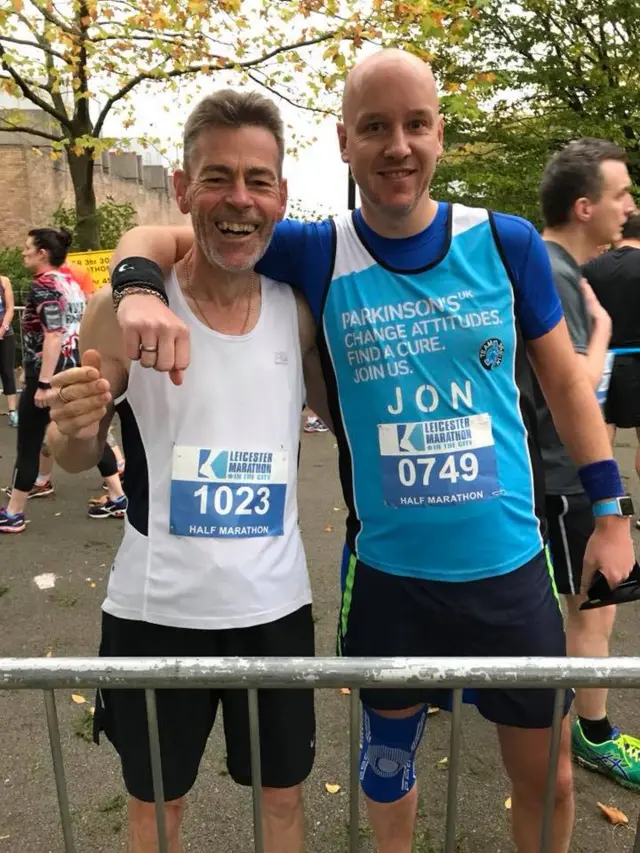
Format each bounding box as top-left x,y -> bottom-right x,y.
45,90 -> 329,853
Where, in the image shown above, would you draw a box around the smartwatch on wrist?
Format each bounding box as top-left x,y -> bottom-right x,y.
592,495 -> 635,518
37,379 -> 52,390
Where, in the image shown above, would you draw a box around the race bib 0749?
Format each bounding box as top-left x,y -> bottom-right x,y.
169,446 -> 287,538
378,414 -> 501,507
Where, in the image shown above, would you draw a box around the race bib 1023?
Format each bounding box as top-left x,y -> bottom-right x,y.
169,446 -> 288,538
378,414 -> 501,507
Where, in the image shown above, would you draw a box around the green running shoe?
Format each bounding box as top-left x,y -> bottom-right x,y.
572,718 -> 640,791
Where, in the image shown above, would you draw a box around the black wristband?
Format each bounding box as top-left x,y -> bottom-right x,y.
111,257 -> 168,303
37,380 -> 52,390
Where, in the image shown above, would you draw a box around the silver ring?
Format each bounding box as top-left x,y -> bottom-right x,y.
139,344 -> 158,353
57,386 -> 72,404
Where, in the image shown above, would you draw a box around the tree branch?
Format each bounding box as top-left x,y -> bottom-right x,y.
0,35 -> 66,61
0,116 -> 63,142
0,45 -> 72,130
246,70 -> 337,116
26,0 -> 75,35
94,30 -> 341,137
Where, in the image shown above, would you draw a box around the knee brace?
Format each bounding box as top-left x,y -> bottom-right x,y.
359,705 -> 428,803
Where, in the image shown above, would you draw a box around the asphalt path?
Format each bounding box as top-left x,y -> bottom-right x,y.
1,412 -> 639,852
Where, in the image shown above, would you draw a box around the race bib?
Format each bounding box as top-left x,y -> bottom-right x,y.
169,446 -> 287,538
378,414 -> 501,507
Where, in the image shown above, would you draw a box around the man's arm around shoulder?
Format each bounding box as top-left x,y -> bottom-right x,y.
46,287 -> 129,473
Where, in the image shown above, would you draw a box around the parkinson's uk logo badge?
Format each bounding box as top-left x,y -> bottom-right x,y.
479,338 -> 504,371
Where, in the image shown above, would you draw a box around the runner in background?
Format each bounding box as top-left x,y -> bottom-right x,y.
0,274 -> 18,427
538,140 -> 640,789
584,210 -> 640,528
0,228 -> 85,533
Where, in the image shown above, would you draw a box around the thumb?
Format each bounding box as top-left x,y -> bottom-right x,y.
82,349 -> 102,373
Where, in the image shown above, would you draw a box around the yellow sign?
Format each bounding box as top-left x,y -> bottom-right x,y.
66,250 -> 113,292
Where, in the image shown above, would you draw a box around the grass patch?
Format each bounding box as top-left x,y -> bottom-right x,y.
99,793 -> 126,814
74,708 -> 94,743
50,592 -> 78,607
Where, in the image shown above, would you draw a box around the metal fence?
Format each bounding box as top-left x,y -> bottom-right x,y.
2,655 -> 640,853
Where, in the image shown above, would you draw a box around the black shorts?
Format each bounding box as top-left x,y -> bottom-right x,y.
94,606 -> 316,802
338,549 -> 571,728
545,492 -> 594,596
605,355 -> 640,428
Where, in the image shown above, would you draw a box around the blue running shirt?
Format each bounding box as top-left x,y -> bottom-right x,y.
257,202 -> 563,582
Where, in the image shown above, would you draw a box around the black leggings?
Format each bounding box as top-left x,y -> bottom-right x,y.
0,333 -> 16,397
13,377 -> 50,492
13,377 -> 119,492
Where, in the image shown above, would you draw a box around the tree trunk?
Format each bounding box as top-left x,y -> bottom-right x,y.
67,148 -> 100,250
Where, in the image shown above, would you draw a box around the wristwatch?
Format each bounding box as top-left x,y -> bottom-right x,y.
592,496 -> 635,518
37,379 -> 52,390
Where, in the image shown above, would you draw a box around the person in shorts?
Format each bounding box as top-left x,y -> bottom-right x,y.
585,211 -> 640,527
47,90 -> 329,853
538,140 -> 640,789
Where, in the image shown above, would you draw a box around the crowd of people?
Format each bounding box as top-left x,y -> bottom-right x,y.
2,45 -> 640,853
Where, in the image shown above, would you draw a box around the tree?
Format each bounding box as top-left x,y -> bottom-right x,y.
0,0 -> 482,250
432,0 -> 640,218
52,197 -> 137,249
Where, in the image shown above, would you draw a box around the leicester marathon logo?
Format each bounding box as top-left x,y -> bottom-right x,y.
197,449 -> 274,481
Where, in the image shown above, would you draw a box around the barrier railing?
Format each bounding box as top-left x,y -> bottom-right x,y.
2,655 -> 640,853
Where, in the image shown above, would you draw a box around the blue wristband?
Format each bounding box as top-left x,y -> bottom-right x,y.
578,459 -> 624,504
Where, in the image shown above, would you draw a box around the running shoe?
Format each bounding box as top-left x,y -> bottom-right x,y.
572,718 -> 640,791
4,480 -> 54,499
304,417 -> 329,433
7,410 -> 18,428
88,495 -> 128,519
0,507 -> 26,534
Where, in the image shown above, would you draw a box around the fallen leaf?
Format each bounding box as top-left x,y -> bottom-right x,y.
437,757 -> 448,770
597,803 -> 628,825
325,783 -> 341,794
340,688 -> 351,695
89,583 -> 96,588
89,706 -> 95,715
427,705 -> 440,715
71,694 -> 87,705
324,524 -> 334,532
45,647 -> 53,657
505,797 -> 512,810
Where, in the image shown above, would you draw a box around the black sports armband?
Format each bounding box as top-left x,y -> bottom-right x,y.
111,257 -> 169,304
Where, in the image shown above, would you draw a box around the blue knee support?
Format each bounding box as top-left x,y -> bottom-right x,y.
359,705 -> 428,803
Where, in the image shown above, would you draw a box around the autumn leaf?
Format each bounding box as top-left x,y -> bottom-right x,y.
436,757 -> 448,770
597,803 -> 628,825
324,524 -> 334,532
71,694 -> 87,705
340,687 -> 351,695
325,783 -> 341,794
505,797 -> 512,810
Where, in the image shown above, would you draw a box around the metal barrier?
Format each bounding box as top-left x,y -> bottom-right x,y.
2,655 -> 640,853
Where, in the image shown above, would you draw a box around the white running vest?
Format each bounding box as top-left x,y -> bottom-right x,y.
103,271 -> 310,630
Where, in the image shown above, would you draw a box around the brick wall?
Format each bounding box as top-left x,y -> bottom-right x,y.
0,144 -> 187,248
